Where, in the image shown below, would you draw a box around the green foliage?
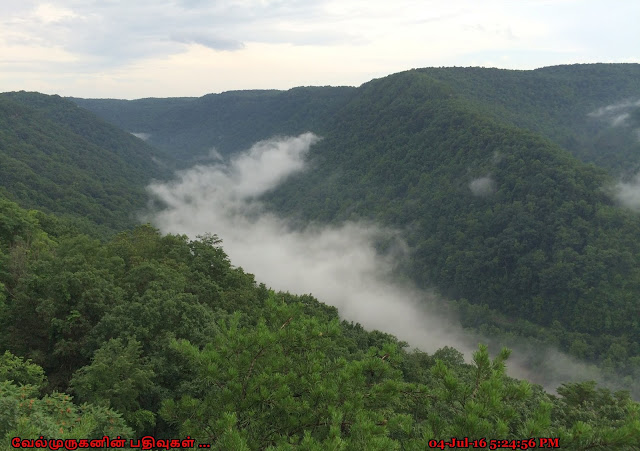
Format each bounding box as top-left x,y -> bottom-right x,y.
0,195 -> 637,447
72,87 -> 357,160
0,93 -> 171,236
0,381 -> 133,448
0,352 -> 132,448
419,64 -> 640,172
70,338 -> 155,433
3,66 -> 640,448
551,382 -> 640,449
0,351 -> 47,389
160,299 -> 413,449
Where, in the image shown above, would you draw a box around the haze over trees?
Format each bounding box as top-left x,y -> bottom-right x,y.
74,64 -> 640,392
1,64 -> 640,449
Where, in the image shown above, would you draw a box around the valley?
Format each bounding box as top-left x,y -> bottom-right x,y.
1,64 -> 640,448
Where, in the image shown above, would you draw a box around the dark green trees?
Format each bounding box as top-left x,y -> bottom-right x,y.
0,194 -> 638,448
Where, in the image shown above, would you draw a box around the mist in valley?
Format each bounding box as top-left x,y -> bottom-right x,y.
589,98 -> 640,212
145,132 -> 624,395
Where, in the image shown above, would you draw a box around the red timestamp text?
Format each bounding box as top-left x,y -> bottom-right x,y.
428,437 -> 561,449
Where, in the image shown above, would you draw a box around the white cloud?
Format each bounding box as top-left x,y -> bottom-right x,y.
611,113 -> 630,127
589,99 -> 640,129
613,173 -> 640,211
33,3 -> 79,23
131,132 -> 150,141
469,176 -> 496,197
145,133 -> 476,355
1,1 -> 638,97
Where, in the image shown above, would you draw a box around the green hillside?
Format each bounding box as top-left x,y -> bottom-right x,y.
72,64 -> 640,173
264,70 -> 640,380
72,86 -> 357,160
418,64 -> 640,173
1,195 -> 638,448
0,92 -> 172,235
69,64 -> 640,385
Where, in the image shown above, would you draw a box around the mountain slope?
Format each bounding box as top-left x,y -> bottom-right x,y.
1,194 -> 638,447
72,64 -> 640,173
0,92 -> 171,235
69,65 -> 640,376
72,86 -> 357,160
418,64 -> 640,172
264,70 -> 640,371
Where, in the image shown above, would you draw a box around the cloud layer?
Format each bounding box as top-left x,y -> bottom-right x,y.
146,133 -> 477,355
146,133 -> 629,395
2,1 -> 639,98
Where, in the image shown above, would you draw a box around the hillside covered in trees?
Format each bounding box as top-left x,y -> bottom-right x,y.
2,64 -> 640,448
1,195 -> 638,449
418,64 -> 640,173
71,86 -> 357,161
264,69 -> 640,385
0,92 -> 172,236
72,64 -> 640,173
72,64 -> 640,392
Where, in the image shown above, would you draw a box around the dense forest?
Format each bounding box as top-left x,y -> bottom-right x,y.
72,64 -> 640,393
1,196 -> 638,449
0,92 -> 172,236
2,64 -> 640,448
264,70 -> 640,389
414,65 -> 640,172
72,64 -> 640,173
71,87 -> 357,161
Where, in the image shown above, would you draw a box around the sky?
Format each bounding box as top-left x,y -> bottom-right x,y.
1,0 -> 638,98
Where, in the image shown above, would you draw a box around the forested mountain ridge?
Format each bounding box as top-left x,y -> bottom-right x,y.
0,92 -> 172,236
265,70 -> 640,383
1,194 -> 638,448
417,64 -> 640,172
71,86 -> 357,160
72,64 -> 640,173
68,64 -> 640,388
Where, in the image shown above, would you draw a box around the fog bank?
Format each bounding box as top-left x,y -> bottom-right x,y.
469,175 -> 496,197
146,133 -> 475,356
145,133 -> 625,395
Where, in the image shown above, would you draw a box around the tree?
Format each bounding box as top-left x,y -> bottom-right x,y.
70,338 -> 156,434
0,352 -> 132,446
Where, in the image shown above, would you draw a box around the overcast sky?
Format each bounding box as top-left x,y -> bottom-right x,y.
1,0 -> 638,99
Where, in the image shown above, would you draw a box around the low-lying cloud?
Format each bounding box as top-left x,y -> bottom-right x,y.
469,175 -> 496,197
479,334 -> 625,396
145,133 -> 626,395
589,98 -> 640,127
131,132 -> 151,141
612,173 -> 640,211
146,133 -> 475,356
